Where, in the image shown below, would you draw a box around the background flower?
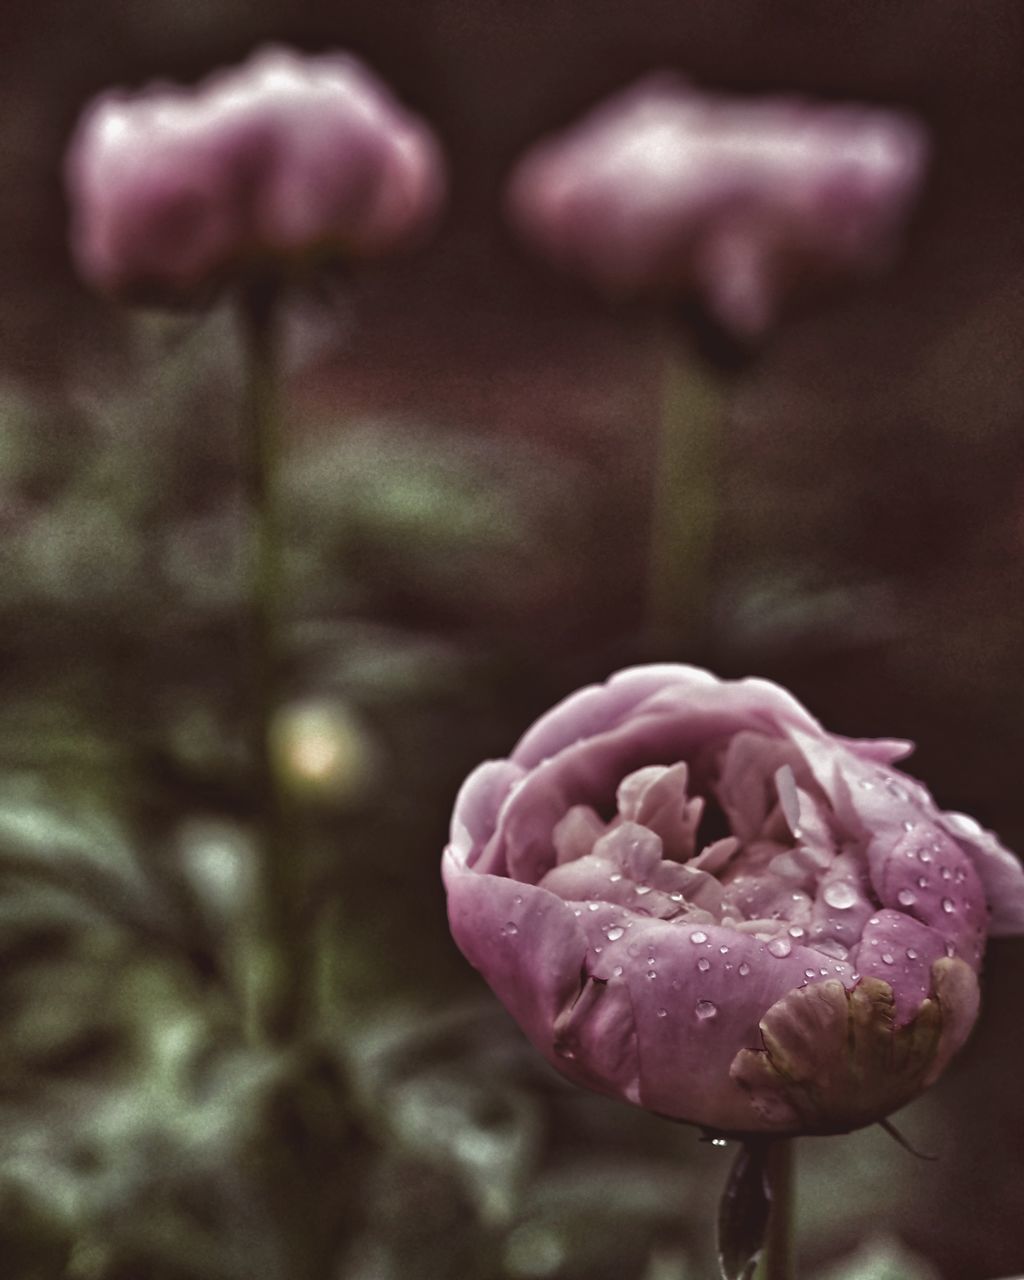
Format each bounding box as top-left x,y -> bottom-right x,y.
65,46 -> 445,301
444,665 -> 1024,1134
507,75 -> 927,336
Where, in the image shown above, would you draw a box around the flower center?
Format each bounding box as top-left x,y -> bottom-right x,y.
536,734 -> 865,963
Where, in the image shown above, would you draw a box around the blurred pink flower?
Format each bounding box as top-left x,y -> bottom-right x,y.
507,76 -> 927,336
66,46 -> 445,302
443,665 -> 1024,1135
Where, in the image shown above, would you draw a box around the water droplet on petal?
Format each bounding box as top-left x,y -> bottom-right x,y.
902,820 -> 916,833
513,895 -> 523,904
635,884 -> 652,896
647,970 -> 657,980
691,931 -> 708,945
697,958 -> 711,973
905,948 -> 919,960
767,938 -> 792,958
788,926 -> 805,939
804,968 -> 816,978
719,945 -> 730,954
919,849 -> 933,864
942,897 -> 955,914
916,876 -> 929,889
815,939 -> 849,961
502,922 -> 519,936
941,867 -> 953,881
881,952 -> 894,965
656,1007 -> 668,1018
587,902 -> 600,912
695,1000 -> 718,1020
823,883 -> 857,910
945,942 -> 956,957
606,926 -> 624,942
613,965 -> 624,977
738,962 -> 751,977
609,873 -> 623,883
669,892 -> 684,902
897,889 -> 917,907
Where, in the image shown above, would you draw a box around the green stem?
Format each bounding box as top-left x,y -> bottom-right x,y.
238,275 -> 306,1046
756,1139 -> 795,1280
645,323 -> 726,659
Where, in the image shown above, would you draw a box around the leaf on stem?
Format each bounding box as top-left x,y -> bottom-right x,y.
717,1141 -> 770,1280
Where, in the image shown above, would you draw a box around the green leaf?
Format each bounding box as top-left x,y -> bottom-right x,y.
717,1142 -> 770,1280
814,1235 -> 941,1280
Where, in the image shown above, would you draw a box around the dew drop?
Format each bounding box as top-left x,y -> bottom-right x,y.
647,970 -> 657,980
902,820 -> 915,833
905,948 -> 919,961
819,968 -> 830,977
695,1000 -> 718,1020
691,931 -> 708,945
823,883 -> 857,910
609,873 -> 623,883
613,965 -> 624,977
881,952 -> 894,965
916,876 -> 929,889
767,938 -> 792,958
593,945 -> 603,953
656,1008 -> 668,1018
897,889 -> 917,907
587,902 -> 601,912
942,897 -> 955,914
919,848 -> 933,864
858,779 -> 876,791
669,892 -> 684,902
711,1137 -> 728,1148
788,926 -> 805,939
941,867 -> 953,881
719,945 -> 730,955
502,922 -> 519,937
635,885 -> 652,896
606,926 -> 624,942
513,895 -> 523,904
697,958 -> 711,973
815,939 -> 849,961
804,968 -> 816,978
945,942 -> 956,957
573,909 -> 583,917
738,962 -> 751,977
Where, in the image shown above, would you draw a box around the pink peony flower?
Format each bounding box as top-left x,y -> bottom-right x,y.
66,46 -> 445,302
443,665 -> 1024,1135
507,76 -> 927,337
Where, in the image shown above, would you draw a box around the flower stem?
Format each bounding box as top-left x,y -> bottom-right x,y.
645,321 -> 726,659
238,275 -> 305,1046
756,1139 -> 795,1280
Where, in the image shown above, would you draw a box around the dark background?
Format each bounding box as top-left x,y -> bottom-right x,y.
1,2 -> 1022,1278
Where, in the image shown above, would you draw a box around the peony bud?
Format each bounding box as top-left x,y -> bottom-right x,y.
507,76 -> 927,337
66,46 -> 445,303
442,665 -> 1024,1136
